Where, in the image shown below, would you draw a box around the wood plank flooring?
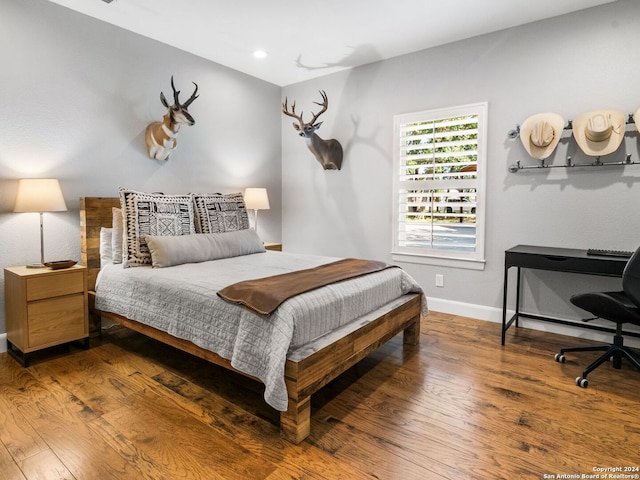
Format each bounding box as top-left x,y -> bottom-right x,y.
1,311 -> 639,480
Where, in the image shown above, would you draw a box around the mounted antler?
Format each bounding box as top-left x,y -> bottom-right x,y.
145,76 -> 199,161
282,90 -> 343,170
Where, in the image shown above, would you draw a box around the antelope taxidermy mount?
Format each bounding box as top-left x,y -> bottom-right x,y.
145,76 -> 199,161
282,90 -> 343,170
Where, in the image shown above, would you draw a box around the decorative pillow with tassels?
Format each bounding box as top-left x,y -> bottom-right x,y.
119,188 -> 195,267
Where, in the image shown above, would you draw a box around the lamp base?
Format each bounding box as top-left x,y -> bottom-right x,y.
26,263 -> 46,269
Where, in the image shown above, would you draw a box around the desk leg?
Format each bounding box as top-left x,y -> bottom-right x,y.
515,266 -> 521,328
502,265 -> 509,345
502,266 -> 523,345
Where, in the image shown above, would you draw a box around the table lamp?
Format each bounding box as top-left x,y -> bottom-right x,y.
14,178 -> 68,268
243,187 -> 270,236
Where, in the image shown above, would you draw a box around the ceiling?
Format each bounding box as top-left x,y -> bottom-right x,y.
47,0 -> 617,87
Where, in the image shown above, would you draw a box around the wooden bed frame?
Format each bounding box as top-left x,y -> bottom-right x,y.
79,197 -> 422,443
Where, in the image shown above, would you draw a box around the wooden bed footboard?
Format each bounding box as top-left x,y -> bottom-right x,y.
80,197 -> 422,443
281,293 -> 420,443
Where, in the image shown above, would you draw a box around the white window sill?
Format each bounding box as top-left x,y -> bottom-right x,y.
392,251 -> 486,270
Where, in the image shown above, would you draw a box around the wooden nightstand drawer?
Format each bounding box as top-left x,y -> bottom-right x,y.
26,270 -> 84,301
4,264 -> 89,366
27,294 -> 86,349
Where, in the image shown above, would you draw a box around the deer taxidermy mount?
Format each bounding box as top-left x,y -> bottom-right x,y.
282,90 -> 343,170
145,76 -> 199,161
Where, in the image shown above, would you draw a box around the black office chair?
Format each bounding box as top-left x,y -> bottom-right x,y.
554,246 -> 640,387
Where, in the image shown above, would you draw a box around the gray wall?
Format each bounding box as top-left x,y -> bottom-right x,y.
0,0 -> 282,340
281,0 -> 640,341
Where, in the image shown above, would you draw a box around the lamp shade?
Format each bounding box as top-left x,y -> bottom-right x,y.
14,179 -> 68,213
244,188 -> 270,210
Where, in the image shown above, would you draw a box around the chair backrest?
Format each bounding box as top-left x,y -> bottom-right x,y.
622,246 -> 640,308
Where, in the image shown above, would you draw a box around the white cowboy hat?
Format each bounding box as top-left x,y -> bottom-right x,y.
520,113 -> 565,160
573,110 -> 625,157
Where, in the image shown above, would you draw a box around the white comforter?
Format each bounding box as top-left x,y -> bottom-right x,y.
95,251 -> 425,411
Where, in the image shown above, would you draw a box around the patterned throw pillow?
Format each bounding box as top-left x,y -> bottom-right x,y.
119,188 -> 195,267
192,192 -> 250,234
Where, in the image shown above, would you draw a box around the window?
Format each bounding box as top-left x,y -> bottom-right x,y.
392,102 -> 487,269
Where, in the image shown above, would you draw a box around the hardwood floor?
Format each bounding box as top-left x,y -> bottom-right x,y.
1,311 -> 639,480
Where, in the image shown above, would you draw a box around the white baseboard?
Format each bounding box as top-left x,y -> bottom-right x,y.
427,297 -> 640,349
428,297 -> 503,323
0,333 -> 6,353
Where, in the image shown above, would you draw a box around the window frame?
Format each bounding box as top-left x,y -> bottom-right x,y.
392,102 -> 488,270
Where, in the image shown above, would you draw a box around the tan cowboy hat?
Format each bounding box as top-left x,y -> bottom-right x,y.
634,107 -> 640,133
573,110 -> 625,157
520,113 -> 565,160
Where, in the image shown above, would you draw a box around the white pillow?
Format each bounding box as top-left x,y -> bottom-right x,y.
144,229 -> 266,268
100,227 -> 113,267
111,207 -> 123,264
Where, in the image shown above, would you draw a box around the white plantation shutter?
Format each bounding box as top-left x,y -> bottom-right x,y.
392,102 -> 487,267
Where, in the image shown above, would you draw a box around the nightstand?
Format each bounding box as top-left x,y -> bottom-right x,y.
264,242 -> 282,251
4,265 -> 89,367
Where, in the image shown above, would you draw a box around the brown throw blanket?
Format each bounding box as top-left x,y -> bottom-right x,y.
217,258 -> 397,315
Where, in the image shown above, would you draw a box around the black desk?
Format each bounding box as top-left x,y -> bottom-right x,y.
501,245 -> 631,345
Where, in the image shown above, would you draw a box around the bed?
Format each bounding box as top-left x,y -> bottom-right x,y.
79,195 -> 425,443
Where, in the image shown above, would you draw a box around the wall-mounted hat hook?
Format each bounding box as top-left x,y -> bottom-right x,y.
508,161 -> 521,173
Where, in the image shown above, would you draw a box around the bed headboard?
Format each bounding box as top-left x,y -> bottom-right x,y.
80,197 -> 120,290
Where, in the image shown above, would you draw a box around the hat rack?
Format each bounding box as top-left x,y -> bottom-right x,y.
508,113 -> 639,173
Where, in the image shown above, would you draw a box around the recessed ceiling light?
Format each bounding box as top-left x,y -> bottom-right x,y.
252,50 -> 268,59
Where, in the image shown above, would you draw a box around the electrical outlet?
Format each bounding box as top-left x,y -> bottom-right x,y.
435,274 -> 444,287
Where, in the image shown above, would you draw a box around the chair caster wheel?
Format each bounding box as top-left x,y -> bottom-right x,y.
575,376 -> 588,388
554,353 -> 566,363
